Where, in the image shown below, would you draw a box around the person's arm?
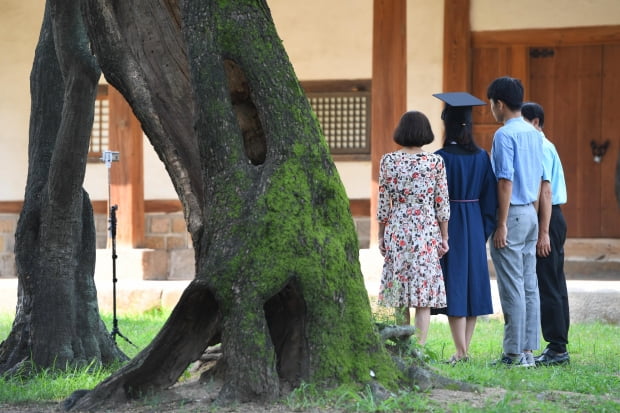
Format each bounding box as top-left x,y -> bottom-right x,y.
537,180 -> 552,257
378,222 -> 386,256
434,155 -> 450,257
493,178 -> 512,249
377,155 -> 390,256
438,220 -> 449,258
480,155 -> 498,240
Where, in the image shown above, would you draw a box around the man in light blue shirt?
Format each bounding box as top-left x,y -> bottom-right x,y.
522,102 -> 570,366
487,77 -> 543,367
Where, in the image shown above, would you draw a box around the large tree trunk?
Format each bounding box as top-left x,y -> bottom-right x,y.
71,0 -> 398,409
83,0 -> 203,240
185,0 -> 396,401
0,1 -> 124,375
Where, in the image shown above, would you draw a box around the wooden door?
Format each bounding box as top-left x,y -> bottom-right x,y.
471,42 -> 620,237
470,45 -> 525,150
599,44 -> 620,237
529,44 -> 620,237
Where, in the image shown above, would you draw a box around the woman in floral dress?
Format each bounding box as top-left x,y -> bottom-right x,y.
377,110 -> 450,346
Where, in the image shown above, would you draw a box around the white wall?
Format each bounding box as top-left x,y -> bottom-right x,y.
270,0 -> 373,80
407,0 -> 445,152
471,0 -> 620,31
143,137 -> 176,199
83,136 -> 176,201
0,1 -> 44,200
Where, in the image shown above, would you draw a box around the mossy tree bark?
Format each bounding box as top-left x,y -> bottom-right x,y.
71,0 -> 399,409
0,1 -> 125,375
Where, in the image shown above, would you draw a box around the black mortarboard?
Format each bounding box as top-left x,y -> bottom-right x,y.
433,92 -> 486,127
433,92 -> 486,108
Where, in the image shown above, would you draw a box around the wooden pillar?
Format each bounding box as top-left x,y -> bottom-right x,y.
370,0 -> 407,247
443,0 -> 471,92
107,86 -> 145,248
508,45 -> 529,87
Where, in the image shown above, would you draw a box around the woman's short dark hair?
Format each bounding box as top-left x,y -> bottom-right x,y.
521,102 -> 545,128
486,76 -> 524,111
393,111 -> 434,147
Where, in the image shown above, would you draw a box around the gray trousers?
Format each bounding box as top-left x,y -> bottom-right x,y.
490,204 -> 540,354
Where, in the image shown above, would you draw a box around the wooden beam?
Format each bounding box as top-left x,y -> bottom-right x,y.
370,0 -> 406,247
0,199 -> 368,216
472,25 -> 620,47
301,79 -> 371,93
443,0 -> 471,92
107,86 -> 145,248
349,199 -> 370,217
91,199 -> 183,215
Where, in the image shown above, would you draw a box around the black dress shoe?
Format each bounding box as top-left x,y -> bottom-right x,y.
534,348 -> 570,366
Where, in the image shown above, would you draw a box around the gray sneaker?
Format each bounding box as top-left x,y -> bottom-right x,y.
492,353 -> 526,367
520,352 -> 535,368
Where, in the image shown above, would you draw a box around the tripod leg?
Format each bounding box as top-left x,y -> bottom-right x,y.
108,204 -> 136,348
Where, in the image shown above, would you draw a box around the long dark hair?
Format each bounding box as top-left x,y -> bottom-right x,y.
442,107 -> 479,153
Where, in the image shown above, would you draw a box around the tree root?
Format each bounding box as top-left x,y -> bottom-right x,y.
405,363 -> 480,392
376,323 -> 481,394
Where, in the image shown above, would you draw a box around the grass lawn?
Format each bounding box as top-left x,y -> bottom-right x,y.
422,316 -> 620,412
0,309 -> 618,412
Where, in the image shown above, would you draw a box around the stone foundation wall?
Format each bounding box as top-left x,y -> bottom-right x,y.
0,214 -> 16,278
0,212 -> 371,279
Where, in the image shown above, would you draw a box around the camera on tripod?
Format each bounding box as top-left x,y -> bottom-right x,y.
99,149 -> 134,347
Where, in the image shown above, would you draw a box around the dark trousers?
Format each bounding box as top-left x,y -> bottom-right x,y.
536,205 -> 570,353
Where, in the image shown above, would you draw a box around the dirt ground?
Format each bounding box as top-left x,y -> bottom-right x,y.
3,378 -> 617,413
0,380 -> 509,413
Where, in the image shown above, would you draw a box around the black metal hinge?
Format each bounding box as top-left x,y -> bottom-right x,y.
530,48 -> 555,58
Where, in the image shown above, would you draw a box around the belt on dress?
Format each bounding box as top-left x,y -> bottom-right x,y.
450,199 -> 479,203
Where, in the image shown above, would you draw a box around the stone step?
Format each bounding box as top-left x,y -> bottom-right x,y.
0,277 -> 189,315
487,257 -> 620,280
95,248 -> 168,281
487,238 -> 620,281
564,238 -> 620,280
94,248 -> 195,281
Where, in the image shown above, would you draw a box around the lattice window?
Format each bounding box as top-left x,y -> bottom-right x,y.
88,85 -> 109,161
88,81 -> 371,160
307,91 -> 370,154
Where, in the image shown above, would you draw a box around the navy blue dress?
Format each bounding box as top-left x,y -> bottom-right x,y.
435,145 -> 497,317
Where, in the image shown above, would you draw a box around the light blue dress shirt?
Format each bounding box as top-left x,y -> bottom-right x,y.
540,132 -> 568,205
491,117 -> 543,205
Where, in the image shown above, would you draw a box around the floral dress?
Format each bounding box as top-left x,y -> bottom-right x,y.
377,151 -> 450,308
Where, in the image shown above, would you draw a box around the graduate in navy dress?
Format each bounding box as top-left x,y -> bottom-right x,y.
433,92 -> 498,364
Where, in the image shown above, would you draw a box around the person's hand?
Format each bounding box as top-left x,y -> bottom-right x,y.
378,238 -> 386,256
438,238 -> 449,258
493,224 -> 508,249
537,232 -> 551,257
